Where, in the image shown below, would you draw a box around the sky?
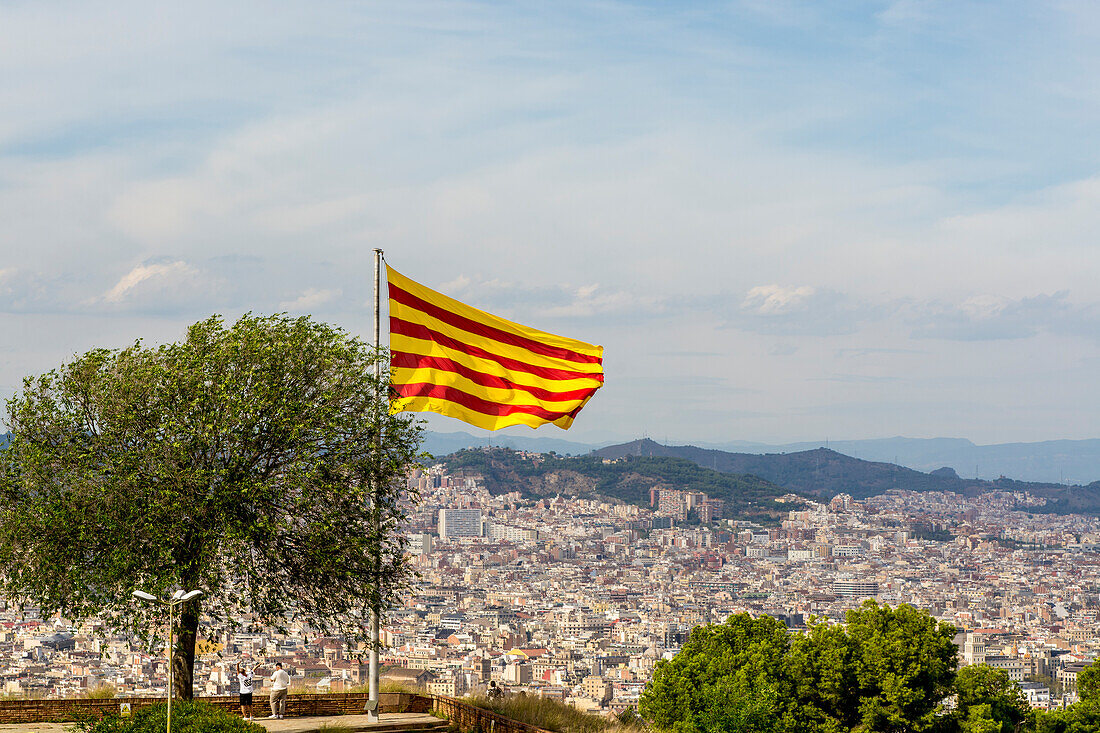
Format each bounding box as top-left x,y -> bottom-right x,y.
2,1 -> 1100,446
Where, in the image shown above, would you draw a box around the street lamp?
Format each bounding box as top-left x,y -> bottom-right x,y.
133,589 -> 203,733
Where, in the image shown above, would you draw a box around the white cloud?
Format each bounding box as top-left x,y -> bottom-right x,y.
741,285 -> 817,315
726,286 -> 879,337
542,284 -> 660,319
438,275 -> 471,294
0,268 -> 49,313
101,261 -> 197,304
279,288 -> 342,311
85,260 -> 228,316
959,294 -> 1010,321
908,291 -> 1096,342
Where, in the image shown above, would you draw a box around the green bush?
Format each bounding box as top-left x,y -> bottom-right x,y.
73,701 -> 264,733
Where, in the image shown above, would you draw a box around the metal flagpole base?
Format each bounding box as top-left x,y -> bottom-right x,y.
368,606 -> 380,722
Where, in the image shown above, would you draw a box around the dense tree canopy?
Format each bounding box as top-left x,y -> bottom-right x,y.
640,601 -> 958,733
0,314 -> 422,698
639,613 -> 793,733
945,665 -> 1030,733
639,604 -> 1100,732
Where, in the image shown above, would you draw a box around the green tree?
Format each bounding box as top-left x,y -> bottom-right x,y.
0,314 -> 422,699
844,601 -> 959,732
639,613 -> 792,733
1075,664 -> 1100,704
786,604 -> 958,733
943,665 -> 1030,733
693,676 -> 782,733
1033,702 -> 1100,733
784,621 -> 857,732
639,603 -> 958,733
959,704 -> 1001,733
1032,664 -> 1100,733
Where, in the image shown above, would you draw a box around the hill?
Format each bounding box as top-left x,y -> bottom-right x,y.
438,447 -> 799,522
422,431 -> 1100,484
594,439 -> 1100,514
701,436 -> 1100,484
595,439 -> 959,497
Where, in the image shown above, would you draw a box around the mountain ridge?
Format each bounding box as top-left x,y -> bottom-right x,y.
421,431 -> 1100,484
593,439 -> 1100,514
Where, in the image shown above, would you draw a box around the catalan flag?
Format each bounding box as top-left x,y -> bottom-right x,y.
387,266 -> 604,430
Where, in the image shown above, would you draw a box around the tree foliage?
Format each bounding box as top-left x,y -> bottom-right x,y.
0,314 -> 422,698
944,665 -> 1030,733
640,614 -> 792,733
843,602 -> 959,731
1032,701 -> 1100,733
640,602 -> 958,733
1075,664 -> 1100,704
639,602 -> 1100,733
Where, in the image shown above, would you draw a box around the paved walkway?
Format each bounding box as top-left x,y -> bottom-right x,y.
0,712 -> 443,733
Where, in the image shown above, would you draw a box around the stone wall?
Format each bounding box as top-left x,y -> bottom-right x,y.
0,691 -> 429,724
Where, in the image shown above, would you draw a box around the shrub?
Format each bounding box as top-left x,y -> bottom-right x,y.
615,708 -> 641,727
73,701 -> 264,733
469,694 -> 613,733
84,684 -> 118,699
382,680 -> 426,694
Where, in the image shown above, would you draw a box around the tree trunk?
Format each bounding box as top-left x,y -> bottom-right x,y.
173,599 -> 200,700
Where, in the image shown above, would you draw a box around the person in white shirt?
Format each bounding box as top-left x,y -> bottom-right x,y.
237,662 -> 255,720
268,662 -> 290,719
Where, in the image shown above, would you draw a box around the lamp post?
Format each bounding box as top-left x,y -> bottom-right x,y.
133,589 -> 203,733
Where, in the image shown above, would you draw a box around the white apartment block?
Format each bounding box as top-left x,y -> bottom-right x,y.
438,508 -> 483,539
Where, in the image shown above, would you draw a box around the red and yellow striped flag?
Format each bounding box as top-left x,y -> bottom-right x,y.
387,266 -> 604,430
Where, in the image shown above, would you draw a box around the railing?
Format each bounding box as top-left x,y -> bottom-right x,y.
432,695 -> 556,733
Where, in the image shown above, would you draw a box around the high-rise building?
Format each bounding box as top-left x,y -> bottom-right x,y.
657,490 -> 686,520
698,499 -> 724,523
438,508 -> 482,539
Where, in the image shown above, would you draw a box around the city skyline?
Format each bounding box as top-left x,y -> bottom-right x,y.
9,456 -> 1100,713
3,2 -> 1100,444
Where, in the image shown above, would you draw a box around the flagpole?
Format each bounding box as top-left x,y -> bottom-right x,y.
369,247 -> 383,723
